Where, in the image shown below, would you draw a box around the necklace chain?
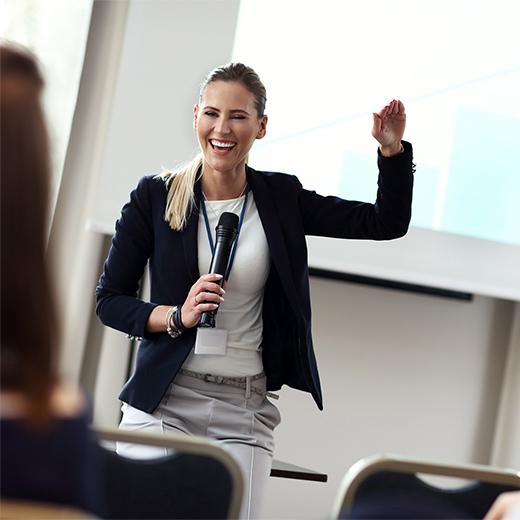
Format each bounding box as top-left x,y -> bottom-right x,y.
202,183 -> 247,220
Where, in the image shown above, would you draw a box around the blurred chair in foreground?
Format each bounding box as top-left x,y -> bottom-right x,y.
94,428 -> 244,519
332,454 -> 520,519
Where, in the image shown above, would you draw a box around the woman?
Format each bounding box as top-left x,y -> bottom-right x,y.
96,63 -> 414,518
0,44 -> 97,514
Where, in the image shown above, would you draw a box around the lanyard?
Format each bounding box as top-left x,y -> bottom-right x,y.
200,187 -> 249,281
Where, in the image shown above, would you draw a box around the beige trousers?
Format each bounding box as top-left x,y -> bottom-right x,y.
116,373 -> 281,519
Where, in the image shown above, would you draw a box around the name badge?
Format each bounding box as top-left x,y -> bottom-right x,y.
194,328 -> 228,355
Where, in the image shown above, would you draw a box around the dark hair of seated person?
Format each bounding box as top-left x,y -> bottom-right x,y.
0,43 -> 60,429
0,44 -> 99,515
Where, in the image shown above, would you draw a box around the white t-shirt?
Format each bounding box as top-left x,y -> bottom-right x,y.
182,192 -> 271,376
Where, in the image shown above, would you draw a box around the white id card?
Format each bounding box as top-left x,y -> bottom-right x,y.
194,328 -> 228,355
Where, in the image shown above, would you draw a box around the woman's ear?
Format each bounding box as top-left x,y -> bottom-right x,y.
256,115 -> 268,139
193,104 -> 199,129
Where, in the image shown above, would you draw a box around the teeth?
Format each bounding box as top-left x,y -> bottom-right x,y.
211,139 -> 235,148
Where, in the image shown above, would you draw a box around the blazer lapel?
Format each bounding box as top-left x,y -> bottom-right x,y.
246,167 -> 301,314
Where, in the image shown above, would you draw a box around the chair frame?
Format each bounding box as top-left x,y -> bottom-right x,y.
331,453 -> 520,519
94,427 -> 244,519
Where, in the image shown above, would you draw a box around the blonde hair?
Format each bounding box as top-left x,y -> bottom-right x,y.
160,155 -> 202,231
162,63 -> 266,231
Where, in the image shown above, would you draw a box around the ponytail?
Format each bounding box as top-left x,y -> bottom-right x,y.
160,155 -> 202,230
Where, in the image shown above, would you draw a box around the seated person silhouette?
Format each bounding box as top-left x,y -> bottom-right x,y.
0,43 -> 98,515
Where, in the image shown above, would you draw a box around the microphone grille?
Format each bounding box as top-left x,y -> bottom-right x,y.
217,212 -> 239,230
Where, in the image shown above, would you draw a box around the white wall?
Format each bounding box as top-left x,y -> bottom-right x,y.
263,278 -> 514,519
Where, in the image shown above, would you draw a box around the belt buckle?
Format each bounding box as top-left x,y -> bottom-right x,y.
204,374 -> 225,384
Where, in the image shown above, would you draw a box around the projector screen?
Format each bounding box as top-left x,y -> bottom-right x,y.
232,0 -> 520,300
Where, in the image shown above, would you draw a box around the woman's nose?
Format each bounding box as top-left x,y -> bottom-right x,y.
214,116 -> 231,134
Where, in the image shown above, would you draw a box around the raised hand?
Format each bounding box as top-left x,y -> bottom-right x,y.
372,99 -> 406,156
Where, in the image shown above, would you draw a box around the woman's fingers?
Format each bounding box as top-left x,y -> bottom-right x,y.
198,273 -> 223,285
191,274 -> 225,313
378,99 -> 405,118
198,281 -> 225,294
195,274 -> 225,295
383,100 -> 396,115
195,291 -> 224,305
193,302 -> 219,313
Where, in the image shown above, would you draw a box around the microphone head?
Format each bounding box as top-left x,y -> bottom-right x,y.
216,212 -> 239,231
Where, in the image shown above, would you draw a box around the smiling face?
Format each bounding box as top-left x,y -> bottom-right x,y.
194,80 -> 267,177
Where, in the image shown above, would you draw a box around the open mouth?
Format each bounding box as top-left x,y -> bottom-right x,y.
209,139 -> 237,152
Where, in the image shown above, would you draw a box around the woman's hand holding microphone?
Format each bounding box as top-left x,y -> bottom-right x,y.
180,273 -> 225,328
145,273 -> 225,334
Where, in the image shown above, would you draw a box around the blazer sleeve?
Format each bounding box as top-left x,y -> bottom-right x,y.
95,176 -> 158,339
298,140 -> 414,239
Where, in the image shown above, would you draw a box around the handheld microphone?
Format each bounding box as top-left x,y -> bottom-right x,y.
199,211 -> 239,328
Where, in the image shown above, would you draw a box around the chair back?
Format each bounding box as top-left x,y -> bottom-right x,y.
332,454 -> 520,519
93,427 -> 243,519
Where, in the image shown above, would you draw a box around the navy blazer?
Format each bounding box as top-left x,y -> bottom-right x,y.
96,142 -> 414,413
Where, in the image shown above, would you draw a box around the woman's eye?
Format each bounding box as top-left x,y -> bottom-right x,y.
202,111 -> 245,120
